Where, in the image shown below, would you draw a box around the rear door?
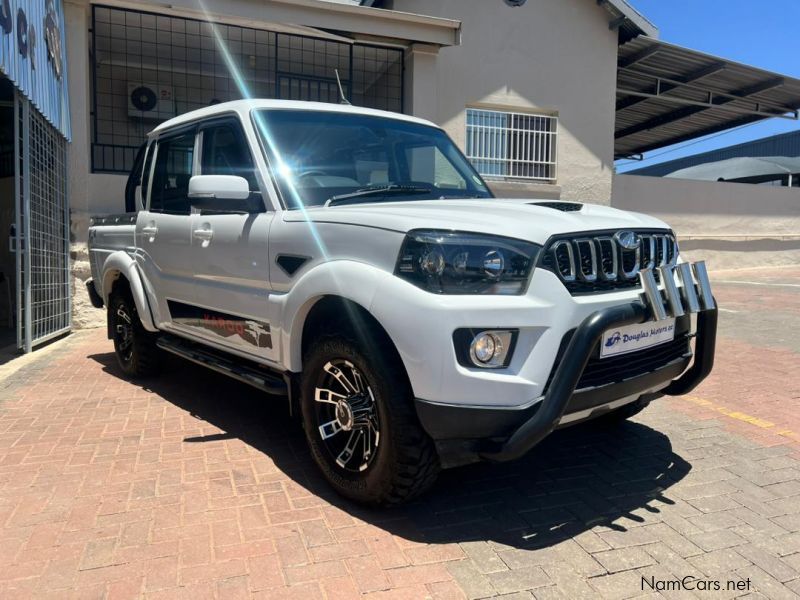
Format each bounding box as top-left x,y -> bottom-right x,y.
186,117 -> 275,361
135,127 -> 197,330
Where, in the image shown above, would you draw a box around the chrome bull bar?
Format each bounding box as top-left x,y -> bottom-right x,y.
639,260 -> 715,322
480,261 -> 718,463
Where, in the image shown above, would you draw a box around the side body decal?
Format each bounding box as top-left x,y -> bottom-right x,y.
167,301 -> 272,349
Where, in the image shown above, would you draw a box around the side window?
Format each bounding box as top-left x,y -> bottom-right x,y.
200,122 -> 259,191
149,131 -> 196,214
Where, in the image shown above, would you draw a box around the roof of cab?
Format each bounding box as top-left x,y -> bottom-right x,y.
149,99 -> 439,136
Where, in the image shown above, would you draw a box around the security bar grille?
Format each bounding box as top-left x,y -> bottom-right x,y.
16,93 -> 71,351
90,5 -> 404,174
465,108 -> 557,182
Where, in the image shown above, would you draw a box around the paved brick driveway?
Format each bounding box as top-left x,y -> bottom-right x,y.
1,267 -> 799,599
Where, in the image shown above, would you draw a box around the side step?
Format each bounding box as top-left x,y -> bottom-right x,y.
156,334 -> 288,397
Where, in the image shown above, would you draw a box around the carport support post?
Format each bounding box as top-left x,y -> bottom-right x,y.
404,43 -> 439,122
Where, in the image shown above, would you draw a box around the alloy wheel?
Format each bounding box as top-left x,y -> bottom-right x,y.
313,359 -> 380,473
115,304 -> 134,363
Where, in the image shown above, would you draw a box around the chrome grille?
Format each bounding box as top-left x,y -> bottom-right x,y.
540,230 -> 678,294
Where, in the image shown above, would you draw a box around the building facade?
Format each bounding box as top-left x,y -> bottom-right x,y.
0,0 -> 668,344
1,0 -> 72,351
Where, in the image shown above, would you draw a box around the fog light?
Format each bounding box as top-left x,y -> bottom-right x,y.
471,332 -> 498,364
467,330 -> 515,368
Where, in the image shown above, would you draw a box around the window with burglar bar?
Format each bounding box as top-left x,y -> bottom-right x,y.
465,108 -> 557,182
90,5 -> 404,174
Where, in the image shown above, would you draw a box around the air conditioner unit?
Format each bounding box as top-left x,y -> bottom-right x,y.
127,83 -> 175,120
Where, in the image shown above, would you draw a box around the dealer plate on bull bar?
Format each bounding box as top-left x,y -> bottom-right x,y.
600,318 -> 676,359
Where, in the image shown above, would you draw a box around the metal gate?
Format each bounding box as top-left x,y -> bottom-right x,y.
14,93 -> 71,352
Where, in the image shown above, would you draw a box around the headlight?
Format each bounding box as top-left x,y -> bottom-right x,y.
395,230 -> 541,295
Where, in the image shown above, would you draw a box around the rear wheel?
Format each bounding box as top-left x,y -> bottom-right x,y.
109,290 -> 160,378
300,335 -> 439,506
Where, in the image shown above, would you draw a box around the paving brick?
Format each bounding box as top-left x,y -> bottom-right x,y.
592,547 -> 656,574
283,559 -> 346,585
586,570 -> 644,600
426,579 -> 468,600
320,575 -> 361,600
446,560 -> 496,600
215,574 -> 250,600
734,544 -> 798,583
79,537 -> 120,571
386,564 -> 452,587
486,566 -> 551,595
346,556 -> 390,594
459,541 -> 508,574
404,543 -> 465,565
688,529 -> 747,552
540,564 -> 597,599
641,542 -> 705,581
736,565 -> 798,600
771,513 -> 800,533
531,587 -> 568,600
686,494 -> 742,514
688,547 -> 753,576
275,533 -> 309,568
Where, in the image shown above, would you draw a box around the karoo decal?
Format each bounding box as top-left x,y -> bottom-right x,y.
167,301 -> 272,349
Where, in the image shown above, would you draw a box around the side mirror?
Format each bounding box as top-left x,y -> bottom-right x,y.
188,175 -> 263,212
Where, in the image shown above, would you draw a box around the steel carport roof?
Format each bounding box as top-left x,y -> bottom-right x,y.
615,38 -> 800,159
665,156 -> 800,181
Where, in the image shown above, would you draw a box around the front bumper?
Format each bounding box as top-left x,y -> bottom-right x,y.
414,261 -> 718,464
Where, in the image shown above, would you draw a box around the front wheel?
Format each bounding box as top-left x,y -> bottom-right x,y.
300,335 -> 439,506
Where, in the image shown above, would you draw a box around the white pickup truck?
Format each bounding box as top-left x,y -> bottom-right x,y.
87,100 -> 717,506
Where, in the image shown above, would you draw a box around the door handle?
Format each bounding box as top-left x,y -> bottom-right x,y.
192,226 -> 213,245
141,225 -> 158,236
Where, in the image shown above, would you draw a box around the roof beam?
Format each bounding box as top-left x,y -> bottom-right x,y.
608,15 -> 627,31
616,61 -> 726,112
618,45 -> 661,69
616,77 -> 792,140
734,76 -> 785,98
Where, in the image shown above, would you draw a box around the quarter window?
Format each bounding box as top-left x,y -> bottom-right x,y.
465,108 -> 557,182
149,131 -> 196,214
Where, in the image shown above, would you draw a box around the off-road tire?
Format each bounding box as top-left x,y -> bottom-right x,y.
109,289 -> 161,378
300,332 -> 440,506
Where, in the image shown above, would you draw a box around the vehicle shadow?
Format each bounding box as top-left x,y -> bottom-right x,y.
89,351 -> 692,551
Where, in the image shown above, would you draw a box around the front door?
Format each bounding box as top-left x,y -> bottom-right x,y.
186,118 -> 274,361
135,127 -> 196,330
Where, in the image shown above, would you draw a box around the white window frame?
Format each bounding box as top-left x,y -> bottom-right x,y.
465,108 -> 558,183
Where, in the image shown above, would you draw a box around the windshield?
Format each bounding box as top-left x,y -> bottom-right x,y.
253,109 -> 493,209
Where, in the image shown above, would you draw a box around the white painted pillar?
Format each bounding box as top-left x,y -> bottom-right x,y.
403,43 -> 439,122
64,0 -> 91,243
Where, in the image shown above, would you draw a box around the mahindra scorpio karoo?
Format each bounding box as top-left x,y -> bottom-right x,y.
87,100 -> 717,505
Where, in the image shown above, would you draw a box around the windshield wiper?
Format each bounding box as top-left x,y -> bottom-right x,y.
326,184 -> 433,207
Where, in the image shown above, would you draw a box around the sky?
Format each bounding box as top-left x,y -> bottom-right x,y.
616,0 -> 800,173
